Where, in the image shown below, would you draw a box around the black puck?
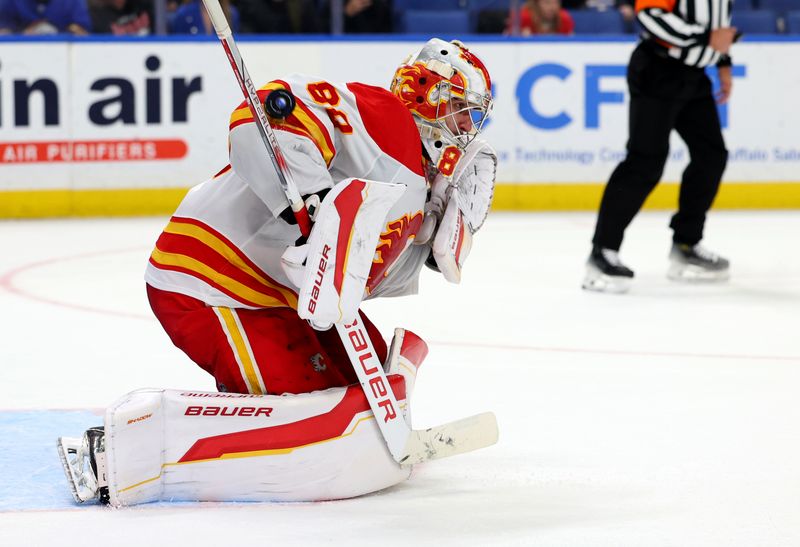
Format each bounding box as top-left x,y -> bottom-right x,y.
264,89 -> 296,119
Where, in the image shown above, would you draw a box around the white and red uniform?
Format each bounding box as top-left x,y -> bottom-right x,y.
145,75 -> 429,395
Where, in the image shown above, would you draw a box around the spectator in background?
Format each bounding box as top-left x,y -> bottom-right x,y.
586,0 -> 633,23
561,0 -> 634,22
610,0 -> 634,23
170,0 -> 239,34
237,0 -> 321,33
508,0 -> 574,35
315,0 -> 390,33
0,0 -> 91,34
342,0 -> 391,33
89,0 -> 152,35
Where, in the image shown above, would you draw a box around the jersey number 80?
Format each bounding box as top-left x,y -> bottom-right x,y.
307,82 -> 354,135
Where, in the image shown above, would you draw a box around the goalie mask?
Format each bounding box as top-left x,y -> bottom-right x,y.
391,38 -> 493,155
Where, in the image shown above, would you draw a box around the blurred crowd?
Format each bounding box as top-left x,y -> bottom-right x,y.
0,0 -> 383,34
0,0 -> 797,36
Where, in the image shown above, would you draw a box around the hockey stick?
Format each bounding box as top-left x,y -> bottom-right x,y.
200,0 -> 498,465
200,0 -> 311,237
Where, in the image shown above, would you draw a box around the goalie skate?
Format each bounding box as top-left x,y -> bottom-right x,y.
57,427 -> 109,504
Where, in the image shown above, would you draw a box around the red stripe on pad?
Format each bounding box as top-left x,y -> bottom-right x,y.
332,180 -> 366,294
178,376 -> 407,462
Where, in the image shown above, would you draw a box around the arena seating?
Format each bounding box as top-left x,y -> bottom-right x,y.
732,10 -> 779,33
569,9 -> 626,34
784,10 -> 800,34
373,0 -> 800,36
397,9 -> 472,34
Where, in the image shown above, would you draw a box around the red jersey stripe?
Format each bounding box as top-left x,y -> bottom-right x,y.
148,255 -> 273,309
150,217 -> 298,309
151,233 -> 294,308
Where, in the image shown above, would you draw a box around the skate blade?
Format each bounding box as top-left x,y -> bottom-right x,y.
57,437 -> 86,503
57,436 -> 99,503
667,263 -> 730,283
582,267 -> 632,294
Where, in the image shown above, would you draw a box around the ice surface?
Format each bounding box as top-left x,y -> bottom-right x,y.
1,212 -> 799,547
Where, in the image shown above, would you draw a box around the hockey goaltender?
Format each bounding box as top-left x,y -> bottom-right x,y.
58,36 -> 499,506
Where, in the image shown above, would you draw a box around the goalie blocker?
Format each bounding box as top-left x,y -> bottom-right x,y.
59,330 -> 441,506
281,177 -> 407,330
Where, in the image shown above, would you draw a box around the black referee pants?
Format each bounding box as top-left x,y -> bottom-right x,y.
592,42 -> 728,251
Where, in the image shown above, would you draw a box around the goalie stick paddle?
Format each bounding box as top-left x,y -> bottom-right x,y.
200,0 -> 499,465
337,319 -> 499,464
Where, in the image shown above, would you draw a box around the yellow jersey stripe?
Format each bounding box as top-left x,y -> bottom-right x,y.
163,220 -> 298,308
214,307 -> 265,395
261,82 -> 335,166
229,106 -> 252,127
150,248 -> 291,309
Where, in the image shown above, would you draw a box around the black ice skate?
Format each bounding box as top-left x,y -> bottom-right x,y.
667,242 -> 730,282
582,246 -> 634,293
57,426 -> 110,504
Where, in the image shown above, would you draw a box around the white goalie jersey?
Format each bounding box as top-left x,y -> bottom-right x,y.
145,74 -> 431,311
59,40 -> 501,508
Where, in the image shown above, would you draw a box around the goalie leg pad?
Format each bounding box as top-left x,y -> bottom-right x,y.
382,328 -> 429,426
384,328 -> 429,396
103,380 -> 411,506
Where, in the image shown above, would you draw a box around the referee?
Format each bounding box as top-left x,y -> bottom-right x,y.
583,0 -> 737,294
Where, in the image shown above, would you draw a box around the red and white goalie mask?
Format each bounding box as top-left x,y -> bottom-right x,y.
390,38 -> 493,165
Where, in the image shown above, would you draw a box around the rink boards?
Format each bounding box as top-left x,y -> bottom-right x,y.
1,36 -> 799,217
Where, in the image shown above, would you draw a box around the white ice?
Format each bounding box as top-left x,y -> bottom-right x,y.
1,211 -> 799,547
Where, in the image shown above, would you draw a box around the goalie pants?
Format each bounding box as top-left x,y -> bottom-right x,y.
592,41 -> 728,251
146,284 -> 388,395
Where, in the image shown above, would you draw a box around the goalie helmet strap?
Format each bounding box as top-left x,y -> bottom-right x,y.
425,59 -> 455,79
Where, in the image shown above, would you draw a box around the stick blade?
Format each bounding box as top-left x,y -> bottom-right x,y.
399,412 -> 499,466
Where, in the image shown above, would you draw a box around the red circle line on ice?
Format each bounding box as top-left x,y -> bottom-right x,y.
0,247 -> 152,320
1,247 -> 798,363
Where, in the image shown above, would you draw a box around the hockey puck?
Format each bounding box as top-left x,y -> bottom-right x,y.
264,89 -> 296,119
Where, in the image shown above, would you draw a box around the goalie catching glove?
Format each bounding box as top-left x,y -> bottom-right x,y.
416,138 -> 497,283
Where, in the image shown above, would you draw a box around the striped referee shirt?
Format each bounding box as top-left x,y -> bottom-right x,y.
636,0 -> 733,68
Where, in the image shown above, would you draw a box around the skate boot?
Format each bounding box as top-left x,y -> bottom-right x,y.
667,242 -> 730,282
582,246 -> 634,293
57,426 -> 110,504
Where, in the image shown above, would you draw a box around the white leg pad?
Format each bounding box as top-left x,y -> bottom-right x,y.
104,379 -> 411,506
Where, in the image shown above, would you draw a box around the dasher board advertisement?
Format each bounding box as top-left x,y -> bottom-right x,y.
1,37 -> 798,215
